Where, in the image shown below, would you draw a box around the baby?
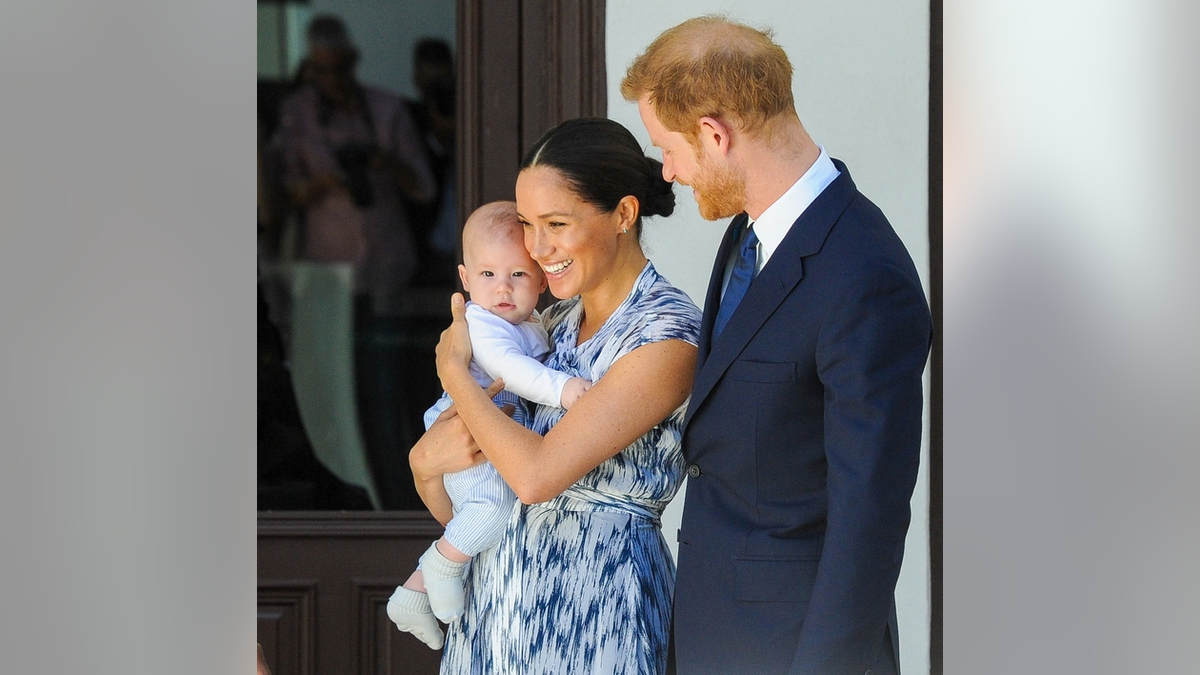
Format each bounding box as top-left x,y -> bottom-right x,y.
386,200 -> 591,649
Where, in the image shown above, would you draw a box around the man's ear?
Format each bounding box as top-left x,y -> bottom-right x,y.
698,115 -> 732,156
457,264 -> 470,292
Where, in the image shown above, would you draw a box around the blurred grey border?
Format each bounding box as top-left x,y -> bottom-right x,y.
0,2 -> 251,673
942,0 -> 1200,672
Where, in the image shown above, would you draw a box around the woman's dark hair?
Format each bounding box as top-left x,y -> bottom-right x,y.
520,118 -> 675,237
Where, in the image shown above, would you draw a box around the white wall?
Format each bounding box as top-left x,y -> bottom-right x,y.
606,3 -> 932,673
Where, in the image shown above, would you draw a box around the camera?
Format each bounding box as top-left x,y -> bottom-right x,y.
333,142 -> 378,208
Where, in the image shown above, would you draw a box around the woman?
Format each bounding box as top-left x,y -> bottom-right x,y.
410,117 -> 701,673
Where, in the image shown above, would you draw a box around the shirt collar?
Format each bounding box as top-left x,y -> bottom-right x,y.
748,145 -> 840,267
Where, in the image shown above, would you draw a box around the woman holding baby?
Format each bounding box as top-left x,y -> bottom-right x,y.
409,117 -> 700,673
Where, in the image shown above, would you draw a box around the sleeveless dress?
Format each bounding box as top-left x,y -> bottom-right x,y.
440,262 -> 701,674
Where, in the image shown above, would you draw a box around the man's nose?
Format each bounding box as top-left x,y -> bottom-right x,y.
661,156 -> 676,183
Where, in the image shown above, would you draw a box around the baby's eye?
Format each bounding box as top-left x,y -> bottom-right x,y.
512,271 -> 525,277
481,271 -> 494,277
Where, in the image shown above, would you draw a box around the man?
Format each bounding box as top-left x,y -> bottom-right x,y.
622,16 -> 932,675
278,15 -> 436,314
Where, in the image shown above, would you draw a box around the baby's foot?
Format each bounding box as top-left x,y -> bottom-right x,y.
386,586 -> 444,650
419,542 -> 467,622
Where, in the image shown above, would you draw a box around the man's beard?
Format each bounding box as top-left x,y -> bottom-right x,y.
692,153 -> 748,221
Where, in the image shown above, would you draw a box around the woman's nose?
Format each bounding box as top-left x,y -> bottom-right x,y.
526,231 -> 548,261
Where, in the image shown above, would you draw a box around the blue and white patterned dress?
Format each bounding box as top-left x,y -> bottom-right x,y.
440,261 -> 701,674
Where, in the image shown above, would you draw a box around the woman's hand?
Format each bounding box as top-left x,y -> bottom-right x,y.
411,401 -> 489,479
409,379 -> 505,524
435,294 -> 475,394
257,644 -> 273,675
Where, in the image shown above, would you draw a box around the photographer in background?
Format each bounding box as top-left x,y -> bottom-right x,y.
278,14 -> 435,315
276,14 -> 436,509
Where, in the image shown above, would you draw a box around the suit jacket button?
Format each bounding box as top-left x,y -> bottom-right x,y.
687,464 -> 701,478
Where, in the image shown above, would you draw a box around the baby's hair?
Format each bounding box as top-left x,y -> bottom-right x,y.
462,200 -> 523,248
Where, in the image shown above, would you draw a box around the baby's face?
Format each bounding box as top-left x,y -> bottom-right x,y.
459,235 -> 547,324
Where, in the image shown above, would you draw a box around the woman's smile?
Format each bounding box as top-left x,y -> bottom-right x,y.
542,259 -> 573,276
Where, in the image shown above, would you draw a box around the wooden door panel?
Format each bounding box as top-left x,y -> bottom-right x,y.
258,514 -> 444,675
257,581 -> 317,675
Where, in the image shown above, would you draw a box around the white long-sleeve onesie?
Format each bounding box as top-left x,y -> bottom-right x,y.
422,302 -> 574,556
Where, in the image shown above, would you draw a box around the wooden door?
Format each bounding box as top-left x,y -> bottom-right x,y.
258,2 -> 606,673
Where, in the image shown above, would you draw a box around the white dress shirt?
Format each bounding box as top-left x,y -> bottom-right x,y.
721,146 -> 841,297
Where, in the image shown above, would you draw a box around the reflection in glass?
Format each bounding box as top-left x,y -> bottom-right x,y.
258,4 -> 458,511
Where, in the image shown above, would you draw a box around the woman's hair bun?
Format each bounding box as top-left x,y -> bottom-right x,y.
519,118 -> 677,231
642,157 -> 676,218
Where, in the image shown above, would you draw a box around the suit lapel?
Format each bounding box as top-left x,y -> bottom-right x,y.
684,160 -> 858,430
695,214 -> 748,369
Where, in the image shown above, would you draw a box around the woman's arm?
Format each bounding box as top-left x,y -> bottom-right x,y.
438,295 -> 697,504
408,383 -> 503,524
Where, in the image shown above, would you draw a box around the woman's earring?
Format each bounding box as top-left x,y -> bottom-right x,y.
622,227 -> 629,234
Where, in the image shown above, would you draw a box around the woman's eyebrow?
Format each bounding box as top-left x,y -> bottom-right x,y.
519,210 -> 573,221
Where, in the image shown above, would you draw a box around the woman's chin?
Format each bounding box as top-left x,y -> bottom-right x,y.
547,279 -> 576,299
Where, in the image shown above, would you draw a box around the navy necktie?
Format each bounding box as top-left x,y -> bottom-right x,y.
713,223 -> 758,339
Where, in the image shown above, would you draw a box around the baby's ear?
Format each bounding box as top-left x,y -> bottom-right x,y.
457,264 -> 470,291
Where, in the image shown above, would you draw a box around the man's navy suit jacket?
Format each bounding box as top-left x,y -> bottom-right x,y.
672,160 -> 932,675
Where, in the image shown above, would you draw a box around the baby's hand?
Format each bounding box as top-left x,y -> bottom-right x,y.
560,377 -> 592,409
